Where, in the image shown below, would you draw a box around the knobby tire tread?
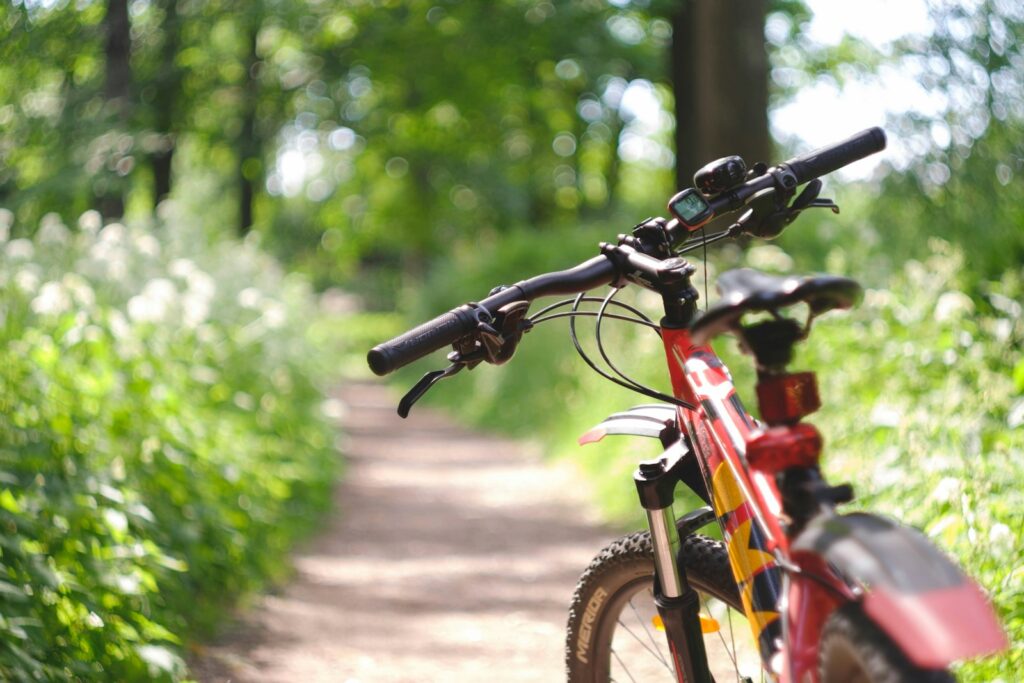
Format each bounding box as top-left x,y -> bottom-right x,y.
565,530 -> 737,681
566,532 -> 957,683
819,604 -> 957,683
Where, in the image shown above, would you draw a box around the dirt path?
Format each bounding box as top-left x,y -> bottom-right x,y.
192,380 -> 614,682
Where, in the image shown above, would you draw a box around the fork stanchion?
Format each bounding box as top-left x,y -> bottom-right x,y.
635,457 -> 714,683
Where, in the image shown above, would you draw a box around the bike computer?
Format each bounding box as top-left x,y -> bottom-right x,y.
668,188 -> 714,229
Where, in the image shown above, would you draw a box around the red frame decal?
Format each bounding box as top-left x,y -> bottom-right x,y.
661,327 -> 785,664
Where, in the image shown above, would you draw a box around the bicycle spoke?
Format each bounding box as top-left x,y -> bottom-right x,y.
703,593 -> 741,678
614,616 -> 675,675
727,598 -> 739,679
628,589 -> 670,667
610,648 -> 640,683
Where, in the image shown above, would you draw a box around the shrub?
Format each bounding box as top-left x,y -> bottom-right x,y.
0,206 -> 338,681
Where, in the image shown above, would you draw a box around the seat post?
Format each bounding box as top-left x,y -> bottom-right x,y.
737,318 -> 803,372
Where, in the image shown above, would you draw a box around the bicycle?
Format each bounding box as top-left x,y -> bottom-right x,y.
366,128 -> 1008,682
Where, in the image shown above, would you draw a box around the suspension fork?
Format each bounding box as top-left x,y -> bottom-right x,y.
635,455 -> 713,683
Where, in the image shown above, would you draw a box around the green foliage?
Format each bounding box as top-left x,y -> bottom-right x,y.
0,206 -> 338,681
803,241 -> 1023,681
1,0 -> 674,287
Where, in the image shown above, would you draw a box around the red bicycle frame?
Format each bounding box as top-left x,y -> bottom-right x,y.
658,325 -> 1007,681
663,327 -> 789,675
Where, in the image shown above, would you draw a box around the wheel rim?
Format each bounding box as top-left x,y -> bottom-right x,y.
596,577 -> 766,682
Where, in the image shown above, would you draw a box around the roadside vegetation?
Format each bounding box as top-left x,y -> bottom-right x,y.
0,208 -> 338,680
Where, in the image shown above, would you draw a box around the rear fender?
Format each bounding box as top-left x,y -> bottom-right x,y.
791,512 -> 1007,669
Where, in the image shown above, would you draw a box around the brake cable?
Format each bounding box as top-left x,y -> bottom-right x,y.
569,289 -> 697,410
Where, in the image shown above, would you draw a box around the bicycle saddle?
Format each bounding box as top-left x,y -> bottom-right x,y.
690,268 -> 862,344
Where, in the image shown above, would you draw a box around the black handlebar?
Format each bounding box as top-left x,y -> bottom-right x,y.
368,256 -> 616,375
368,128 -> 887,376
367,304 -> 482,376
784,127 -> 887,184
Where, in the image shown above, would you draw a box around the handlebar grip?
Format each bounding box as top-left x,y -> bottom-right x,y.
367,305 -> 480,376
785,127 -> 887,184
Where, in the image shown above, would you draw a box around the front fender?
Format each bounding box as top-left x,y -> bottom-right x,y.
578,404 -> 710,505
578,404 -> 678,447
792,512 -> 1007,669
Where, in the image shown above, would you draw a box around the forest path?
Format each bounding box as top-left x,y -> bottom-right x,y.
191,380 -> 614,682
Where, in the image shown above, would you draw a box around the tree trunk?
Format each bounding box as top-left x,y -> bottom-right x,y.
670,0 -> 770,191
238,17 -> 261,236
152,0 -> 181,208
100,0 -> 132,220
604,111 -> 624,209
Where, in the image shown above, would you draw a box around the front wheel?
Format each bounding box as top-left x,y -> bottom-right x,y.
819,605 -> 957,683
565,530 -> 767,682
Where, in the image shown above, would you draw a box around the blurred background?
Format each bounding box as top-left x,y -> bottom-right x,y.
0,0 -> 1021,680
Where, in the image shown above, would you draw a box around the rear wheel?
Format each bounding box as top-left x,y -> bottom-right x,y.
819,605 -> 956,683
566,530 -> 768,682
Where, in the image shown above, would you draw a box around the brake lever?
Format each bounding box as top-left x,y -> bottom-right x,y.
806,197 -> 840,213
743,180 -> 841,239
397,362 -> 465,418
396,301 -> 533,418
790,179 -> 839,214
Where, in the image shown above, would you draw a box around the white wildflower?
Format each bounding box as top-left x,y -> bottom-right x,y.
0,208 -> 11,243
237,287 -> 262,309
869,403 -> 901,428
931,477 -> 961,503
36,213 -> 70,245
107,310 -> 131,340
988,523 -> 1012,547
186,269 -> 215,301
31,282 -> 72,316
99,223 -> 126,244
989,293 -> 1021,319
262,302 -> 287,329
168,258 -> 197,279
5,238 -> 34,260
934,291 -> 974,323
863,288 -> 894,309
133,232 -> 160,257
87,239 -> 129,282
1008,399 -> 1024,429
321,398 -> 347,420
14,268 -> 40,293
233,392 -> 255,410
181,292 -> 209,328
189,366 -> 218,384
127,278 -> 178,323
78,209 -> 102,235
61,273 -> 95,308
992,319 -> 1012,342
155,198 -> 178,222
0,208 -> 12,227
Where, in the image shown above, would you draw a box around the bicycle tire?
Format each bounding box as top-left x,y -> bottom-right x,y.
819,604 -> 957,683
566,530 -> 766,682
